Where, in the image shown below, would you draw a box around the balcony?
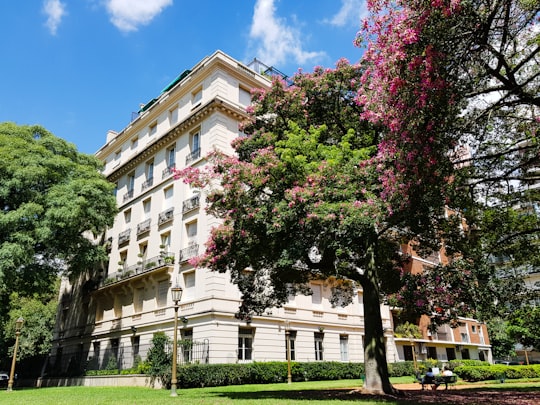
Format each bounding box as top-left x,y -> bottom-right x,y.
100,254 -> 176,288
182,195 -> 200,214
123,189 -> 134,203
136,218 -> 151,235
186,148 -> 201,165
179,244 -> 199,263
158,207 -> 174,225
162,164 -> 176,179
118,229 -> 131,246
141,177 -> 154,192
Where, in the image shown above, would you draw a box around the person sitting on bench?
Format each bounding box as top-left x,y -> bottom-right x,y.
421,368 -> 436,390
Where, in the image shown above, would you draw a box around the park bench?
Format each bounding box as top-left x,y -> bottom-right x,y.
418,374 -> 457,390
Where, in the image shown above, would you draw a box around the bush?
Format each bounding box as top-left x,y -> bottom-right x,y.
454,364 -> 540,382
147,332 -> 172,387
388,361 -> 415,377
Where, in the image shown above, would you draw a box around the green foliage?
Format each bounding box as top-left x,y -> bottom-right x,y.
487,317 -> 517,359
393,322 -> 422,339
146,332 -> 172,387
454,365 -> 540,382
176,361 -> 365,388
387,361 -> 416,377
0,122 -> 117,363
507,306 -> 540,351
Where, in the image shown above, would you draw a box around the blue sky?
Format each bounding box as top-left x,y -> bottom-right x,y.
0,0 -> 367,154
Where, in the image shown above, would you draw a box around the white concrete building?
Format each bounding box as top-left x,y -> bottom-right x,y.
50,51 -> 488,375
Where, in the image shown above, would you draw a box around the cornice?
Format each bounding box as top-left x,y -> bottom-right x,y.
107,96 -> 247,182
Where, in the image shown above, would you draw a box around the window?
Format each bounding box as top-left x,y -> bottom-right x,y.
191,131 -> 200,152
160,233 -> 171,250
113,150 -> 121,167
186,130 -> 201,164
163,186 -> 174,209
127,173 -> 135,192
471,325 -> 477,334
461,348 -> 470,359
131,137 -> 138,150
124,209 -> 131,225
143,198 -> 151,219
119,251 -> 127,267
183,271 -> 195,300
285,330 -> 296,361
182,329 -> 193,363
311,284 -> 322,305
149,122 -> 157,136
238,328 -> 253,361
138,243 -> 148,260
132,336 -> 140,361
145,160 -> 154,181
239,86 -> 251,106
403,345 -> 414,361
446,348 -> 456,361
314,332 -> 324,361
157,280 -> 169,307
340,335 -> 349,362
427,346 -> 438,360
192,87 -> 202,107
167,145 -> 176,168
186,221 -> 197,242
169,105 -> 179,125
135,287 -> 144,312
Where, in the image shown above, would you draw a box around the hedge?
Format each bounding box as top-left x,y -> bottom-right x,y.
454,364 -> 540,382
175,361 -> 365,388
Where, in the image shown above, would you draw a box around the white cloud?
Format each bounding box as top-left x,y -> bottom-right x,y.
326,0 -> 368,27
43,0 -> 67,35
104,0 -> 173,33
249,0 -> 325,67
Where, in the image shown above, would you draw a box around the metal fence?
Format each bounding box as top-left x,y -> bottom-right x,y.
43,339 -> 209,377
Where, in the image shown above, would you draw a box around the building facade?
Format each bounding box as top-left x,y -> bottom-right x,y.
50,51 -> 490,375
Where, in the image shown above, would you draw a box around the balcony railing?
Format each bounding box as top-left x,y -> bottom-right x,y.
158,207 -> 174,225
141,177 -> 154,192
179,244 -> 199,263
136,218 -> 151,235
118,229 -> 131,245
102,254 -> 176,287
186,148 -> 201,165
182,195 -> 200,213
162,164 -> 176,179
123,189 -> 134,203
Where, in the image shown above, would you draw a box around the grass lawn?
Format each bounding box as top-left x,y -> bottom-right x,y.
2,377 -> 539,405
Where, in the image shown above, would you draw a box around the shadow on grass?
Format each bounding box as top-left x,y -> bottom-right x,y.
207,386 -> 540,405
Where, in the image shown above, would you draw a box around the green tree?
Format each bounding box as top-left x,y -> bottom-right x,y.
0,122 -> 117,363
507,306 -> 540,352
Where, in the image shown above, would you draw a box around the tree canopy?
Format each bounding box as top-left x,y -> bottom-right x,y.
0,122 -> 117,364
178,0 -> 539,394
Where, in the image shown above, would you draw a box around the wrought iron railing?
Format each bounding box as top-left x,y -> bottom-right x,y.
158,207 -> 174,225
182,195 -> 200,213
118,229 -> 131,245
123,189 -> 134,203
136,218 -> 151,235
162,164 -> 176,179
141,177 -> 154,192
179,244 -> 199,262
186,148 -> 201,165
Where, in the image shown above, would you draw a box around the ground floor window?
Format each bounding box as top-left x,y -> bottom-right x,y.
427,346 -> 438,360
285,330 -> 296,361
446,347 -> 456,361
314,332 -> 324,361
461,348 -> 470,359
238,328 -> 253,361
340,335 -> 349,362
404,345 -> 414,361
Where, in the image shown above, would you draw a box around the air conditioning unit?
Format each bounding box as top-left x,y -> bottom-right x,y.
456,345 -> 463,352
420,344 -> 427,354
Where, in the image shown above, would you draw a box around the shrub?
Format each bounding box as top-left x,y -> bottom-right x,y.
147,332 -> 172,387
454,364 -> 540,382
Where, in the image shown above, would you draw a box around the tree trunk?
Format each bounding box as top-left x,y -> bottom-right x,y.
361,242 -> 396,394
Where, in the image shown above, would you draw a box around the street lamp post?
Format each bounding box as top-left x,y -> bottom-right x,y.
170,283 -> 183,397
7,317 -> 24,392
285,320 -> 292,384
